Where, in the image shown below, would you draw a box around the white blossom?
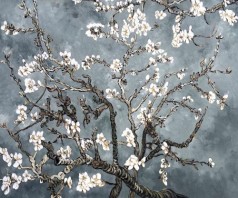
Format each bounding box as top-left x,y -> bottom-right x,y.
76,172 -> 92,193
217,94 -> 228,110
122,128 -> 136,147
24,78 -> 38,93
91,173 -> 105,187
219,9 -> 238,26
190,0 -> 206,16
86,23 -> 104,40
22,170 -> 32,182
208,158 -> 215,168
29,131 -> 45,151
155,11 -> 167,20
13,153 -> 22,168
161,142 -> 169,154
124,155 -> 140,170
1,176 -> 11,195
149,83 -> 159,96
105,88 -> 119,99
110,59 -> 122,72
11,173 -> 22,190
177,72 -> 185,80
57,146 -> 72,159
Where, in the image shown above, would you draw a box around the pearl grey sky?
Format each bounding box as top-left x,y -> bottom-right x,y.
0,0 -> 238,197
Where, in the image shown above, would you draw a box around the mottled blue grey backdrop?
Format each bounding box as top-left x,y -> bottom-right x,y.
0,0 -> 238,197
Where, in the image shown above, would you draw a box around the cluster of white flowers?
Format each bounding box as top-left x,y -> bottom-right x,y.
80,139 -> 94,151
1,150 -> 13,167
24,78 -> 39,93
96,133 -> 110,150
93,0 -> 117,12
59,51 -> 80,71
121,9 -> 151,39
145,39 -> 163,55
15,105 -> 27,123
149,83 -> 159,96
159,158 -> 170,186
201,91 -> 216,104
109,22 -> 119,38
216,94 -> 228,110
208,158 -> 215,168
177,72 -> 185,80
1,21 -> 19,35
161,142 -> 169,154
105,88 -> 119,99
86,23 -> 105,40
81,55 -> 100,70
18,52 -> 49,77
190,0 -> 206,16
110,59 -> 123,72
183,95 -> 194,102
57,146 -> 72,159
22,170 -> 33,182
137,107 -> 152,124
76,172 -> 105,193
64,119 -> 81,136
172,24 -> 194,48
34,52 -> 49,61
29,131 -> 45,151
0,148 -> 21,167
121,128 -> 136,147
155,10 -> 167,20
219,9 -> 238,26
124,155 -> 146,171
1,171 -> 32,195
1,173 -> 22,195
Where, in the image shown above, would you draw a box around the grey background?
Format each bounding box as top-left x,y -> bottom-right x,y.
0,0 -> 237,197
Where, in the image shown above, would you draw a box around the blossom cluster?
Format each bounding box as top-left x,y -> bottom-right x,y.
96,133 -> 110,150
110,59 -> 123,72
76,172 -> 105,193
56,146 -> 72,159
105,88 -> 119,99
86,23 -> 105,40
0,148 -> 22,168
1,171 -> 33,195
208,158 -> 215,168
124,155 -> 146,171
219,9 -> 238,26
190,0 -> 206,16
172,24 -> 194,48
146,81 -> 169,97
1,21 -> 19,35
121,128 -> 136,147
161,142 -> 170,155
81,55 -> 100,70
64,119 -> 81,137
137,107 -> 152,124
159,158 -> 170,186
29,131 -> 45,151
15,105 -> 27,123
121,8 -> 151,39
59,51 -> 80,71
18,52 -> 49,77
